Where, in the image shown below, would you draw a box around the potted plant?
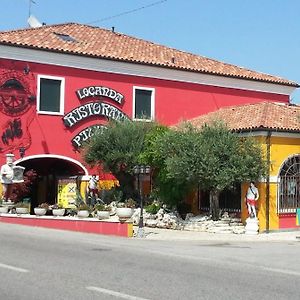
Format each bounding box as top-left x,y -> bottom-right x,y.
94,203 -> 111,220
116,198 -> 136,222
15,202 -> 30,215
77,203 -> 91,218
10,169 -> 37,203
34,202 -> 49,216
51,203 -> 65,216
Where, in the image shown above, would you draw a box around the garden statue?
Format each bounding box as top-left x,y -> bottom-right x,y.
245,181 -> 259,219
87,175 -> 99,205
0,154 -> 25,202
1,154 -> 15,202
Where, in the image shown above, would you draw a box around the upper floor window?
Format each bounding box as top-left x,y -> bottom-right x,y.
133,87 -> 155,120
37,75 -> 65,115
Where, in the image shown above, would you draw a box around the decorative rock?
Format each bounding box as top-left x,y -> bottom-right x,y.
145,219 -> 157,227
137,209 -> 246,235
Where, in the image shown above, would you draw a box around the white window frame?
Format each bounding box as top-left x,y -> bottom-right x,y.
37,74 -> 65,115
133,86 -> 155,121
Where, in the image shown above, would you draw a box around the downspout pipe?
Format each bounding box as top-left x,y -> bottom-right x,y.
266,131 -> 271,233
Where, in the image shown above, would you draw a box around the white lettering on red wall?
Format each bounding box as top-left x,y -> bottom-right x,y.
63,101 -> 129,128
76,86 -> 124,104
72,125 -> 107,147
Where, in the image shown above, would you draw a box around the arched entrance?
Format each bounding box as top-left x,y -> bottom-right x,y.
14,155 -> 87,210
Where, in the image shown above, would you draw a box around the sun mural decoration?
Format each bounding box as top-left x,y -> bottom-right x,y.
0,68 -> 36,153
0,70 -> 35,116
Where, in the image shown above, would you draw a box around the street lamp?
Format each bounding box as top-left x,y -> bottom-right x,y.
134,165 -> 151,238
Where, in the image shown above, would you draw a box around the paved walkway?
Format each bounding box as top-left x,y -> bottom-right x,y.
137,226 -> 300,242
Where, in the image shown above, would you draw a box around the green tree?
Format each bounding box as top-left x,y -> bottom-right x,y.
140,123 -> 196,208
83,120 -> 154,200
163,122 -> 267,220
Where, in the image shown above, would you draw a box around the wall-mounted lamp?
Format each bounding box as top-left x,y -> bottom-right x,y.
19,146 -> 26,158
23,65 -> 30,75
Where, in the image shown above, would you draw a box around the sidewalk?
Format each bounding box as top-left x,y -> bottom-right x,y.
137,226 -> 300,242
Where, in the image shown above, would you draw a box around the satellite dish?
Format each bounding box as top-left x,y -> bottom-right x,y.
27,15 -> 42,28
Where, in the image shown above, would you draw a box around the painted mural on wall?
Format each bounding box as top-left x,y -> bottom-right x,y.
0,66 -> 36,154
63,85 -> 129,148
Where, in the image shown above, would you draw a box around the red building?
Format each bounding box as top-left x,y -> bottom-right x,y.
0,23 -> 298,207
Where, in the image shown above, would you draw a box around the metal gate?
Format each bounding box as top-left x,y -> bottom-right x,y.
278,155 -> 300,213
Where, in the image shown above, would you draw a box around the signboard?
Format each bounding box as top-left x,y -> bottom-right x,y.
76,86 -> 124,104
72,124 -> 107,148
63,101 -> 129,128
63,85 -> 128,148
57,178 -> 77,208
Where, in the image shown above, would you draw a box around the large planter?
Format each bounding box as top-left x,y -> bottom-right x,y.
97,210 -> 110,220
0,206 -> 9,214
16,207 -> 29,215
34,207 -> 47,216
77,210 -> 90,218
116,207 -> 134,222
52,208 -> 65,216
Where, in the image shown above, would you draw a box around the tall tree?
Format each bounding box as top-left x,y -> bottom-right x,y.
159,122 -> 267,220
140,123 -> 197,208
83,120 -> 154,200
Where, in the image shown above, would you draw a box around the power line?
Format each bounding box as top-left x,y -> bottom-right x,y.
86,0 -> 168,25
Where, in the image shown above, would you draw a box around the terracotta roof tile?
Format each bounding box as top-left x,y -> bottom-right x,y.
188,101 -> 300,132
0,23 -> 298,87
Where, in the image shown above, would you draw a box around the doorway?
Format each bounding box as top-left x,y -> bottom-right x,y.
16,155 -> 87,211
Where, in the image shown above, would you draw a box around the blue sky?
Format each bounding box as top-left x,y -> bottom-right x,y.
1,0 -> 300,103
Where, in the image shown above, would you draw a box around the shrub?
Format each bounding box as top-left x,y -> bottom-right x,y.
145,202 -> 161,214
77,203 -> 91,211
117,198 -> 137,208
51,203 -> 64,209
15,202 -> 30,209
38,202 -> 49,209
94,203 -> 111,211
10,169 -> 38,202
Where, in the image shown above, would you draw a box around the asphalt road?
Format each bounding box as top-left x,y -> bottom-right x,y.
0,223 -> 299,300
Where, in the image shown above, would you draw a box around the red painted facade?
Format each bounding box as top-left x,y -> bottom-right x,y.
0,58 -> 289,168
0,56 -> 293,213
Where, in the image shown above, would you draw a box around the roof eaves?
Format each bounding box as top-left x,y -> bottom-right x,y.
0,35 -> 299,87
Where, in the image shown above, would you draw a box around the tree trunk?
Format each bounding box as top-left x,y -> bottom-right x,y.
210,190 -> 220,221
115,171 -> 137,200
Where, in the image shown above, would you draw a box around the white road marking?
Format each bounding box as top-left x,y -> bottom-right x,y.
0,262 -> 29,273
261,266 -> 300,277
86,286 -> 151,300
148,250 -> 300,277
